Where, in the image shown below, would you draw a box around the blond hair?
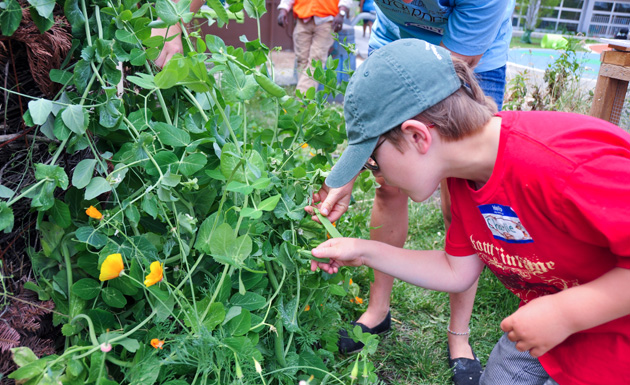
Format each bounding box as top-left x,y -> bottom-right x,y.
383,57 -> 497,149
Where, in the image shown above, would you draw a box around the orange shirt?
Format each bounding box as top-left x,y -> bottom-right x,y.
292,0 -> 339,19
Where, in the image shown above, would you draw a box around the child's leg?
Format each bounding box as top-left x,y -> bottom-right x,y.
481,333 -> 556,385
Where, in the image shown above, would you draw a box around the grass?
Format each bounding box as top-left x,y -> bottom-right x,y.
340,185 -> 519,384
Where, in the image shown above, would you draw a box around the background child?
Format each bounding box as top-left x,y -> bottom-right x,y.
307,39 -> 630,384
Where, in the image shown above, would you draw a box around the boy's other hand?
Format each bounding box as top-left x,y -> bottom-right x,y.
304,179 -> 355,224
309,238 -> 367,274
500,295 -> 573,358
152,24 -> 184,68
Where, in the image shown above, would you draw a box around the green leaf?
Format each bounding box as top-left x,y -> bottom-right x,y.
221,62 -> 257,101
28,99 -> 53,125
226,181 -> 253,195
29,8 -> 54,33
258,194 -> 280,211
115,29 -> 138,44
209,223 -> 252,266
11,347 -> 38,367
50,199 -> 71,228
61,105 -> 88,135
128,355 -> 160,385
63,0 -> 85,33
239,207 -> 262,219
27,0 -> 54,18
230,291 -> 266,311
87,309 -> 116,334
178,153 -> 207,176
35,163 -> 69,189
298,348 -> 327,378
85,177 -> 111,200
101,287 -> 127,308
155,0 -> 179,25
0,0 -> 22,36
0,184 -> 15,199
225,308 -> 251,336
75,226 -> 108,248
72,278 -> 101,300
49,69 -> 73,85
202,302 -> 225,331
8,359 -> 46,380
72,159 -> 97,189
26,180 -> 56,211
129,48 -> 147,66
0,202 -> 14,233
154,122 -> 190,148
243,0 -> 266,19
127,73 -> 155,89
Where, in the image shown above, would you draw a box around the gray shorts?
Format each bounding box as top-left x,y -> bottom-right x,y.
480,333 -> 559,385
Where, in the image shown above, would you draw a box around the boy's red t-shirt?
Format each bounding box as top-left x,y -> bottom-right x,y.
445,111 -> 630,384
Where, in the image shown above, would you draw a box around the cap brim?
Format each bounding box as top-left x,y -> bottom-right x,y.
325,136 -> 379,188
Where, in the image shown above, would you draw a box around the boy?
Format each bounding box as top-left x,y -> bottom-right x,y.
308,39 -> 630,384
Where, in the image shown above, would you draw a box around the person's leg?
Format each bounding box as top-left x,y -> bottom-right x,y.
481,333 -> 555,385
441,179 -> 476,360
356,180 -> 408,327
293,19 -> 316,94
474,65 -> 507,110
298,21 -> 333,94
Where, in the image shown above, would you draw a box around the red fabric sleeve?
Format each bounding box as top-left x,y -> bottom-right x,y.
444,178 -> 477,257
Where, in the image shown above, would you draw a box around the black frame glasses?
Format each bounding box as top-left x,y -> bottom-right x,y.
362,138 -> 386,171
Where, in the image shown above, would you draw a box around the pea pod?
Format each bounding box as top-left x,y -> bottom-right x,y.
314,208 -> 342,238
255,74 -> 286,98
298,249 -> 330,264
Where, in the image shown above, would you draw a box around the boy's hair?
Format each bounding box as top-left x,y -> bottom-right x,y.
383,57 -> 498,150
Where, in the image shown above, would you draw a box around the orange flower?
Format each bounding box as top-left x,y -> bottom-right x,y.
305,305 -> 311,311
355,296 -> 363,304
85,206 -> 103,220
144,261 -> 164,287
350,298 -> 355,303
99,254 -> 124,281
150,338 -> 165,349
349,278 -> 353,285
300,143 -> 308,149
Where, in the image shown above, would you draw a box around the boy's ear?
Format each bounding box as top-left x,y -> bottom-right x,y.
400,119 -> 432,154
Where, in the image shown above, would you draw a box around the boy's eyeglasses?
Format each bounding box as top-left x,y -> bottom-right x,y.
362,138 -> 387,171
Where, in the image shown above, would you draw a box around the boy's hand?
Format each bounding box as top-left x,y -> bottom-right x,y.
500,295 -> 573,358
305,179 -> 355,224
152,24 -> 183,68
309,238 -> 367,274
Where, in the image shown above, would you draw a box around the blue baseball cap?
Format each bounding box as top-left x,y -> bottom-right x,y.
325,39 -> 461,188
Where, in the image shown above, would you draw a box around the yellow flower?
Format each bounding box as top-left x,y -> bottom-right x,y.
304,305 -> 311,311
99,254 -> 124,281
144,261 -> 164,287
150,338 -> 165,349
300,143 -> 308,148
85,206 -> 103,220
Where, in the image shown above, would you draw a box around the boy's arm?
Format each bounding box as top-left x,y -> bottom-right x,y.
501,267 -> 630,358
310,238 -> 484,293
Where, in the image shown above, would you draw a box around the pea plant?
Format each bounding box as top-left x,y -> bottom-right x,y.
0,0 -> 381,383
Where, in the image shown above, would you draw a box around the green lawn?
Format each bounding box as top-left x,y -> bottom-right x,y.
340,186 -> 519,384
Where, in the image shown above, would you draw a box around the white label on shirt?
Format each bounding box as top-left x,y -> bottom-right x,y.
478,204 -> 533,244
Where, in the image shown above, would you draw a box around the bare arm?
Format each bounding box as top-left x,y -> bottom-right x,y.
439,41 -> 483,69
311,237 -> 484,293
501,267 -> 630,358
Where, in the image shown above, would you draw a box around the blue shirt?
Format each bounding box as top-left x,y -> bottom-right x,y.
370,0 -> 515,73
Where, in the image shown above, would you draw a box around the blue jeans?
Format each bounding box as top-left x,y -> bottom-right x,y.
475,65 -> 506,111
480,333 -> 559,385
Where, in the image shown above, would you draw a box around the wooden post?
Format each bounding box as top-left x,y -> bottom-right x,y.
590,47 -> 630,126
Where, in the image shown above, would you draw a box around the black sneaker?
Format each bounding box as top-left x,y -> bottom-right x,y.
338,311 -> 392,354
447,344 -> 483,385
